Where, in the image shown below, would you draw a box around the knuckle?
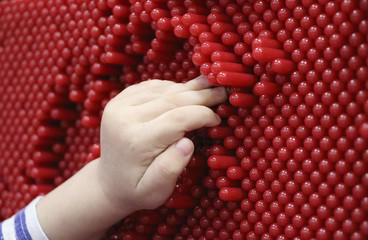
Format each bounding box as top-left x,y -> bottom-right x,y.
122,83 -> 140,94
144,79 -> 171,88
146,79 -> 161,84
160,95 -> 178,108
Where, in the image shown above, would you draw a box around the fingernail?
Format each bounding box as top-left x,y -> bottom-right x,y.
175,138 -> 193,156
213,87 -> 225,95
196,75 -> 208,84
214,113 -> 222,124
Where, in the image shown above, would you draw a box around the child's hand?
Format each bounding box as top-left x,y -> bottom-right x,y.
98,76 -> 227,212
35,76 -> 227,240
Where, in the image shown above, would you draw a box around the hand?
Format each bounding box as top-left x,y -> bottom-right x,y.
98,76 -> 227,212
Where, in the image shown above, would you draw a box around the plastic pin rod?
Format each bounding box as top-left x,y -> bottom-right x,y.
252,47 -> 287,62
208,155 -> 239,169
216,71 -> 258,87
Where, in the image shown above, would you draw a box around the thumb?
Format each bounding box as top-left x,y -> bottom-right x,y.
135,138 -> 194,209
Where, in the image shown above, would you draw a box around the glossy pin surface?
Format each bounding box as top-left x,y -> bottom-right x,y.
271,59 -> 296,74
200,42 -> 231,55
211,61 -> 250,75
252,38 -> 281,50
229,92 -> 257,107
208,126 -> 233,139
219,187 -> 246,201
253,82 -> 280,96
165,194 -> 195,208
211,51 -> 240,63
207,155 -> 239,169
104,52 -> 138,66
252,47 -> 288,62
181,13 -> 207,26
216,72 -> 258,87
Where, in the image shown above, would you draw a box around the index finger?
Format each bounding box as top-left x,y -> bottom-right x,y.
181,75 -> 212,91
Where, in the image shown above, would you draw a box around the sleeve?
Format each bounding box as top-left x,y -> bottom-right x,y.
0,196 -> 49,240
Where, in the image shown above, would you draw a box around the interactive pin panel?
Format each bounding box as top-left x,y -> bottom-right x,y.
0,0 -> 368,239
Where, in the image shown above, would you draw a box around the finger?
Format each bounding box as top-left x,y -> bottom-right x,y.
146,105 -> 221,145
136,138 -> 194,209
181,75 -> 212,91
112,76 -> 213,106
134,87 -> 227,120
127,75 -> 212,98
114,79 -> 175,102
117,91 -> 164,106
161,87 -> 227,108
147,75 -> 212,95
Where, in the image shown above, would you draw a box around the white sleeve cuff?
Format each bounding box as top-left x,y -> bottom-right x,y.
0,196 -> 49,240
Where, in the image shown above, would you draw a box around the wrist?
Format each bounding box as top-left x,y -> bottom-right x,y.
90,158 -> 137,216
95,157 -> 139,214
37,158 -> 134,240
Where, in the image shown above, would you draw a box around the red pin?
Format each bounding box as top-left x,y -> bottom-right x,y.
229,92 -> 258,107
208,155 -> 239,169
219,187 -> 247,201
252,47 -> 287,62
216,71 -> 258,87
253,81 -> 280,96
271,59 -> 296,74
252,37 -> 281,49
211,61 -> 250,75
165,194 -> 195,208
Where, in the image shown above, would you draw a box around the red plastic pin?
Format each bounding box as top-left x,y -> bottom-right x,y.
93,80 -> 121,92
104,51 -> 138,66
221,32 -> 242,46
181,13 -> 207,26
229,92 -> 258,107
211,51 -> 241,63
271,59 -> 296,74
156,17 -> 173,31
200,42 -> 232,55
165,194 -> 195,208
198,32 -> 221,43
91,63 -> 120,75
219,187 -> 247,201
51,108 -> 79,120
174,24 -> 190,38
208,126 -> 233,139
227,166 -> 247,180
30,167 -> 59,179
189,23 -> 211,37
211,22 -> 237,35
216,72 -> 258,87
207,155 -> 239,169
29,184 -> 54,196
359,122 -> 368,138
37,126 -> 66,138
112,23 -> 129,36
211,61 -> 250,75
81,115 -> 101,128
207,13 -> 231,25
252,37 -> 281,49
252,47 -> 287,62
253,81 -> 280,96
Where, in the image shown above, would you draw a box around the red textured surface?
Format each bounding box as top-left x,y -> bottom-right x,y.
1,0 -> 368,239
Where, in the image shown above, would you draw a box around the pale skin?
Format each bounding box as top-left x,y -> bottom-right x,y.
36,76 -> 227,240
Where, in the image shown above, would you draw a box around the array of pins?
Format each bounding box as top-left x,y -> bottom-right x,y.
0,0 -> 367,239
